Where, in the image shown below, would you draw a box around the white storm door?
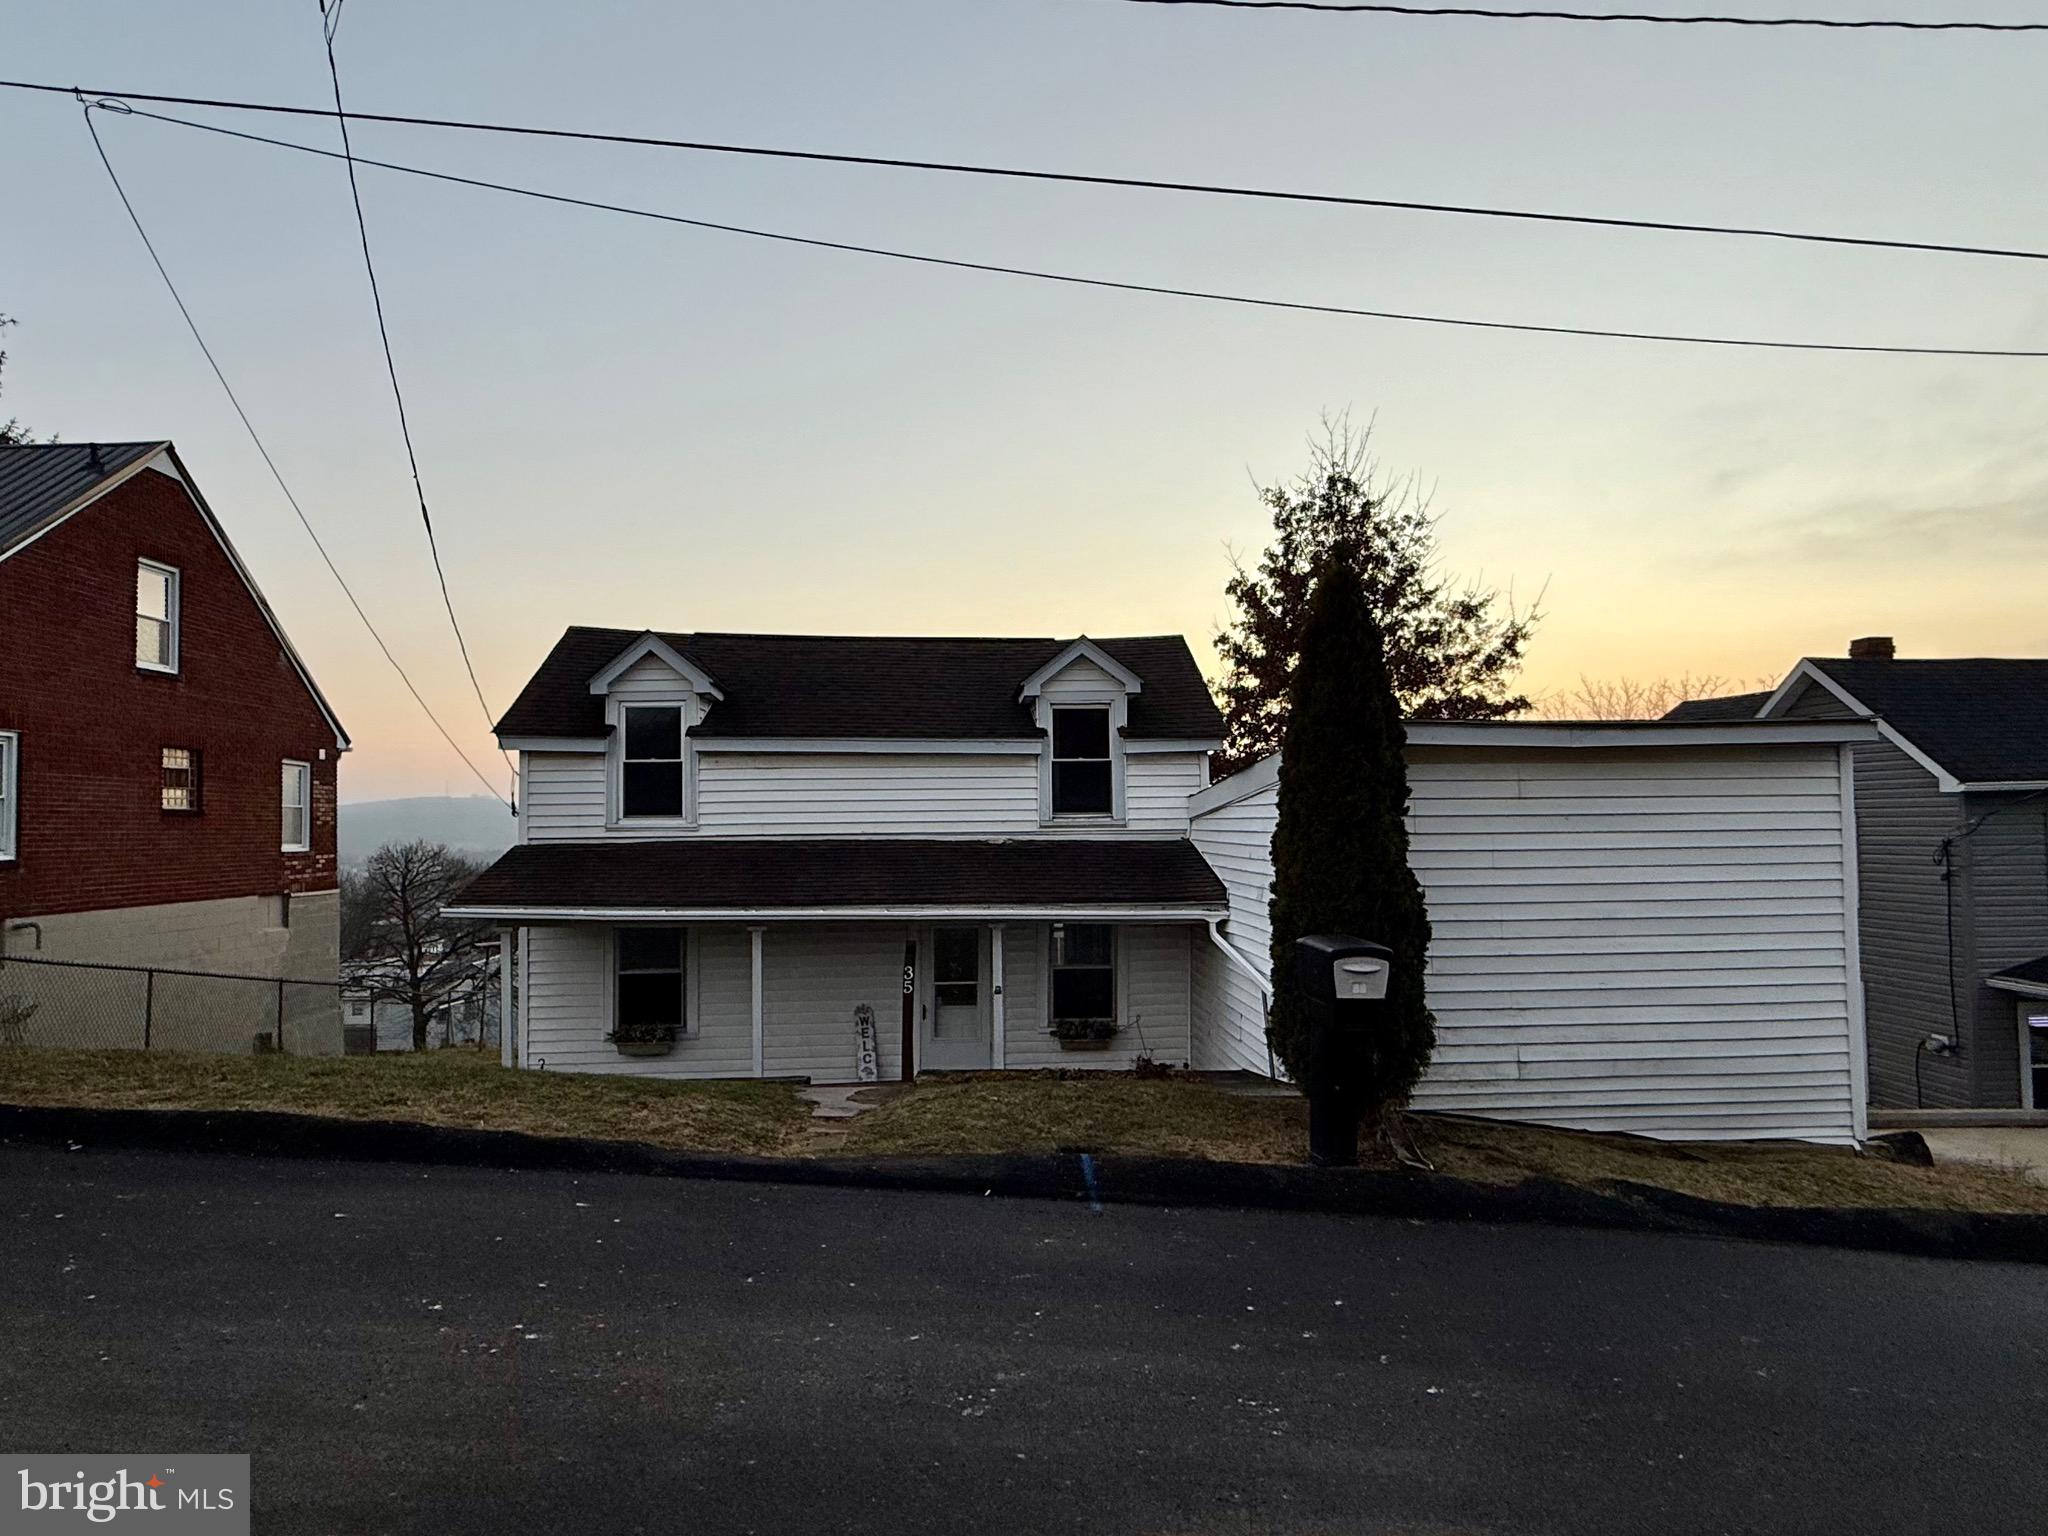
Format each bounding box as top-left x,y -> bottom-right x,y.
921,925 -> 990,1072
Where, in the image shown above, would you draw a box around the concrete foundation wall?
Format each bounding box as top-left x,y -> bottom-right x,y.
0,891 -> 341,1055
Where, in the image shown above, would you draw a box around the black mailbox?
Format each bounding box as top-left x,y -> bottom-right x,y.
1292,934 -> 1394,1167
1293,935 -> 1394,1013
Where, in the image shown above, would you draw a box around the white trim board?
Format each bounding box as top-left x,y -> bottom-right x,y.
1017,638 -> 1144,701
446,904 -> 1227,923
587,632 -> 723,700
1758,660 -> 1965,792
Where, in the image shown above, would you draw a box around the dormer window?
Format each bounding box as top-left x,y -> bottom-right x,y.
1051,707 -> 1113,816
621,705 -> 686,819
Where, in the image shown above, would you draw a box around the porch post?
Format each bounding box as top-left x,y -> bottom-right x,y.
990,922 -> 1006,1071
498,929 -> 515,1069
749,925 -> 766,1078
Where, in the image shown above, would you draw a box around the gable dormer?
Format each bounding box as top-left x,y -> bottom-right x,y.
588,633 -> 723,827
1018,639 -> 1145,824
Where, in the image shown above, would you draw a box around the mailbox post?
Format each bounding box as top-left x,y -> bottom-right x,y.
1291,934 -> 1394,1167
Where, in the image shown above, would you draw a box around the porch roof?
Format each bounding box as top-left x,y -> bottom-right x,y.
446,837 -> 1229,921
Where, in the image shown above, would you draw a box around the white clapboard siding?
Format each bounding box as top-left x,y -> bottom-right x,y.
1186,791 -> 1277,1077
520,923 -> 755,1078
521,748 -> 1208,839
1001,923 -> 1194,1071
699,754 -> 1040,835
1186,744 -> 1861,1143
759,924 -> 910,1083
522,753 -> 607,840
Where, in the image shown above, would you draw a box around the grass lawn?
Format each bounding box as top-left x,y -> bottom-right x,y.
4,1050 -> 2045,1215
0,1047 -> 813,1158
839,1072 -> 2048,1215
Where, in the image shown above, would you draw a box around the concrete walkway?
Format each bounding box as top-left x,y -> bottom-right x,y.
1919,1127 -> 2048,1186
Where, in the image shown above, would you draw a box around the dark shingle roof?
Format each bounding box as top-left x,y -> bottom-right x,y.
0,441 -> 164,554
1661,691 -> 1771,723
1805,659 -> 2048,784
496,628 -> 1224,742
1991,954 -> 2048,991
453,837 -> 1227,913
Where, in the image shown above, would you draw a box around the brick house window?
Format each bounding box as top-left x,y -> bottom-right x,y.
161,747 -> 201,812
0,731 -> 16,861
281,760 -> 311,852
136,560 -> 180,674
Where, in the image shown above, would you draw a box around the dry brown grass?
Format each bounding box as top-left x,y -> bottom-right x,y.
0,1047 -> 813,1157
841,1072 -> 2048,1215
6,1052 -> 2045,1216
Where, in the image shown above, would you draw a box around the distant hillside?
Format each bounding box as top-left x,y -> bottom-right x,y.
339,796 -> 516,867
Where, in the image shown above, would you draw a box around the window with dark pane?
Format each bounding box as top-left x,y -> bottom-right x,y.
1050,706 -> 1113,815
615,927 -> 686,1040
1050,923 -> 1116,1025
621,705 -> 685,818
934,926 -> 979,1010
161,747 -> 200,812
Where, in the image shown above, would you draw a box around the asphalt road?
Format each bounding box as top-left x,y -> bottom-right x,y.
3,1146 -> 2044,1535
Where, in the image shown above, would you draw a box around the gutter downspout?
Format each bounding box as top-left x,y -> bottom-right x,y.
1205,918 -> 1280,1080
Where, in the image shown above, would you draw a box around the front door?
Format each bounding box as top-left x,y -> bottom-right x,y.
920,925 -> 990,1072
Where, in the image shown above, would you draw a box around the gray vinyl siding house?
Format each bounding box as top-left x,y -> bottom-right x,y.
1671,645 -> 2048,1111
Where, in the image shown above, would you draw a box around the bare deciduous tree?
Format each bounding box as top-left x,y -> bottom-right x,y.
1531,673 -> 1781,721
344,840 -> 493,1051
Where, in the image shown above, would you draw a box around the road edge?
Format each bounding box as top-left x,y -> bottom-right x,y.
2,1101 -> 2043,1264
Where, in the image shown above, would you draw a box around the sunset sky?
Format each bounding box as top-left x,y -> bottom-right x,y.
6,0 -> 2044,803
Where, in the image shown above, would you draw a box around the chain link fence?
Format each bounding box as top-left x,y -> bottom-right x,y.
0,954 -> 342,1055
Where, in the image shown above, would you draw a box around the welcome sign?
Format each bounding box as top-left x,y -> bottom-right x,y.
5,1456 -> 249,1534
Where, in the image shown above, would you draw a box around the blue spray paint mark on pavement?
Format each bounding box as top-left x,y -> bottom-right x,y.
1080,1152 -> 1104,1214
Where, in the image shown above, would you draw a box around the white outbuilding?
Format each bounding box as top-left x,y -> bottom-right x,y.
1188,720 -> 1880,1144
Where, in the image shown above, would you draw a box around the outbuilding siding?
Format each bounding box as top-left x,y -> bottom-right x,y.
1188,744 -> 1865,1143
1188,789 -> 1277,1077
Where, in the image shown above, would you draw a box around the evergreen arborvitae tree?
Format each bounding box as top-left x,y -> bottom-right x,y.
1267,543 -> 1435,1113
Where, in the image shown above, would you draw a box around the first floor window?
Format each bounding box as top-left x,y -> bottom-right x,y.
0,731 -> 16,861
614,927 -> 687,1043
1050,923 -> 1116,1036
621,705 -> 685,819
136,559 -> 180,672
1051,706 -> 1113,815
281,760 -> 311,851
161,747 -> 201,812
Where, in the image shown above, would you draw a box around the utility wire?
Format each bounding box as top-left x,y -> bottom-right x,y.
79,101 -> 511,810
7,77 -> 2044,264
316,11 -> 509,788
104,103 -> 2048,358
1097,0 -> 2048,31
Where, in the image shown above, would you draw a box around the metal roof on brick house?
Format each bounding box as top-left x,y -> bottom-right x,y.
0,441 -> 164,555
495,627 -> 1225,743
447,836 -> 1229,917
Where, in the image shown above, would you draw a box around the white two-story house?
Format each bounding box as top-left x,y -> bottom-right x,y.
450,622 -> 1881,1145
449,628 -> 1234,1080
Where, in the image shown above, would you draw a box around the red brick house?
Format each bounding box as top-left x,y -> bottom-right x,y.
0,441 -> 350,1052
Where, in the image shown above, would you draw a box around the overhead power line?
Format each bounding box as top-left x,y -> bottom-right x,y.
1097,0 -> 2048,31
99,102 -> 2048,359
6,77 -> 2043,264
79,102 -> 512,809
317,8 -> 508,784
